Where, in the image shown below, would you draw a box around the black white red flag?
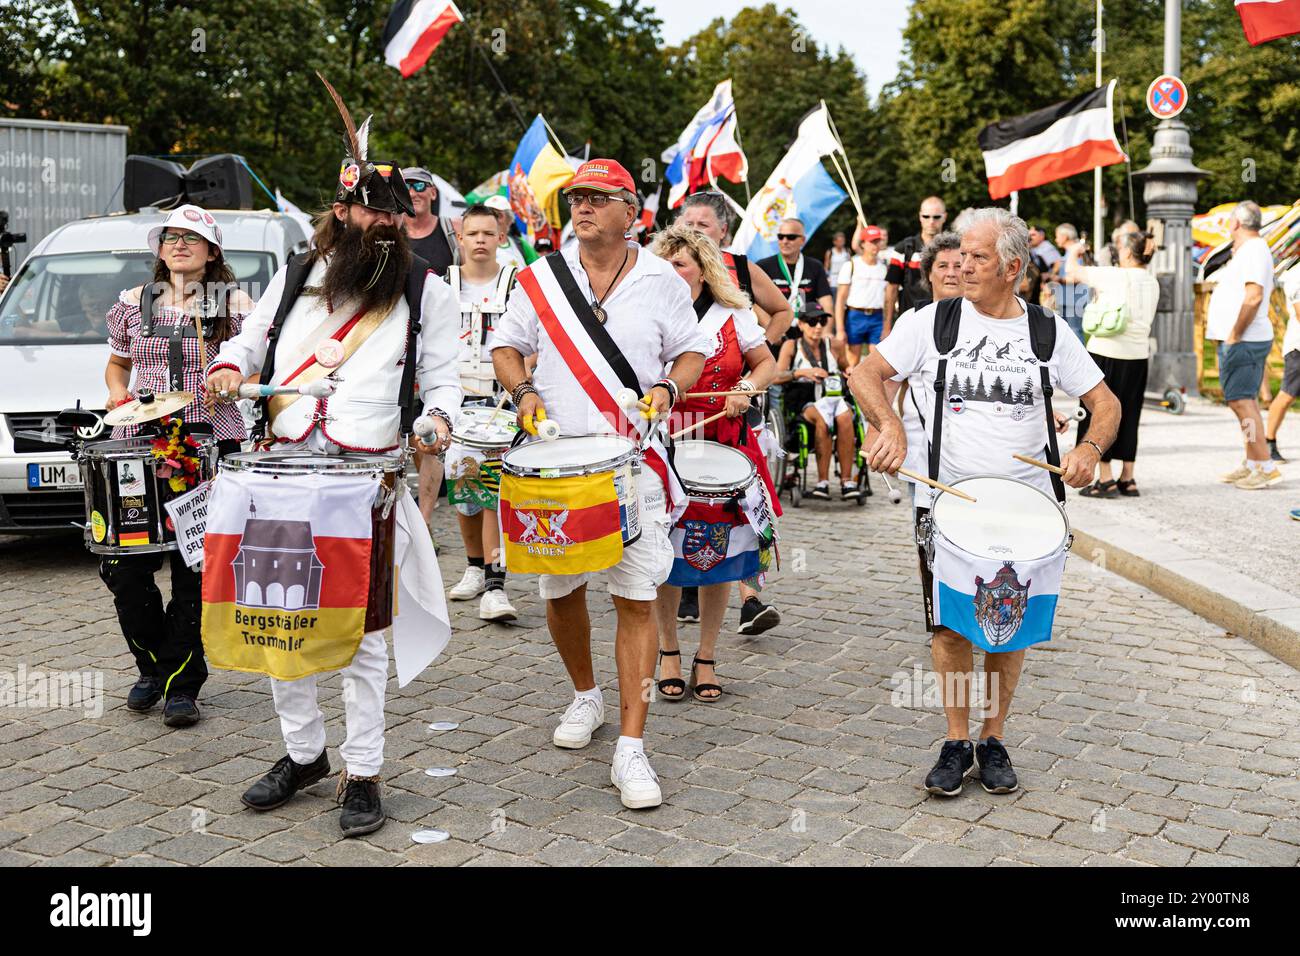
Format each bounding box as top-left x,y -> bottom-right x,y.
383,0 -> 464,78
978,81 -> 1126,201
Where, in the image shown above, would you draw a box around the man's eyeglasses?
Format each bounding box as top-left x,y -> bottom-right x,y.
776,233 -> 804,241
408,181 -> 431,193
159,232 -> 205,246
920,214 -> 945,220
565,192 -> 629,208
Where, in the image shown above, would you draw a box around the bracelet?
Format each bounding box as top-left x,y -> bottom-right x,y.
511,381 -> 537,406
652,378 -> 679,407
735,378 -> 756,393
429,408 -> 454,432
1082,439 -> 1103,457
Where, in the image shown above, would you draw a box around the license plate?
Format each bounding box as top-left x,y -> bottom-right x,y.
27,462 -> 83,490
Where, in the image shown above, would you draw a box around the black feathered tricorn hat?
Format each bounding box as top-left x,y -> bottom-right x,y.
318,72 -> 414,217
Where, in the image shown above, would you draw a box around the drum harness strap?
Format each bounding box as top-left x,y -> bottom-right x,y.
925,297 -> 1066,505
139,280 -> 230,394
251,251 -> 431,442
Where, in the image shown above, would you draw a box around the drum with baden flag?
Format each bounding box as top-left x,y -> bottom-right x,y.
498,472 -> 624,575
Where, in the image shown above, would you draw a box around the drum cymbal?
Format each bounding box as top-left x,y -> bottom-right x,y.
103,391 -> 194,427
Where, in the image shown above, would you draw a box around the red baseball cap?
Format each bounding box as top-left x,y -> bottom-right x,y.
563,159 -> 635,195
859,224 -> 885,243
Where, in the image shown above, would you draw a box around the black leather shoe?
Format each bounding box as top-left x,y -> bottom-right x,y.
241,752 -> 331,811
975,737 -> 1020,794
161,694 -> 201,727
126,676 -> 163,712
338,776 -> 385,837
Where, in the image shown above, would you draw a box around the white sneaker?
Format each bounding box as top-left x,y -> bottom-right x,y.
552,695 -> 603,749
479,588 -> 518,621
611,748 -> 662,809
449,566 -> 485,600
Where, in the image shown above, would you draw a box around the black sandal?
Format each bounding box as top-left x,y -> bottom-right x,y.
1116,479 -> 1140,497
689,656 -> 723,703
657,649 -> 685,702
1079,480 -> 1118,498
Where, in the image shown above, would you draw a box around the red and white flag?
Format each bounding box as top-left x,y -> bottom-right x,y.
383,0 -> 464,78
977,80 -> 1127,201
1235,0 -> 1300,44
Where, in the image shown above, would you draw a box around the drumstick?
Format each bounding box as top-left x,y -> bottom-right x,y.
896,467 -> 978,503
237,380 -> 336,400
669,408 -> 730,440
1012,453 -> 1066,476
489,391 -> 510,424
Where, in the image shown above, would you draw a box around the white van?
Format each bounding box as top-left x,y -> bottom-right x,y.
0,209 -> 309,534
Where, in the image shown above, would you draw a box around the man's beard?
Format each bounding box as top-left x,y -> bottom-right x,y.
319,221 -> 411,315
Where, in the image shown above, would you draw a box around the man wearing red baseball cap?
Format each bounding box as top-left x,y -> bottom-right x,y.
834,224 -> 890,368
490,158 -> 709,809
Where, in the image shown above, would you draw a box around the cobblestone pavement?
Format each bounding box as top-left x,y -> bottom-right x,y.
2,493 -> 1300,868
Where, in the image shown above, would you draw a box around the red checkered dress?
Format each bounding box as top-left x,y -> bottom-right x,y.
106,293 -> 247,441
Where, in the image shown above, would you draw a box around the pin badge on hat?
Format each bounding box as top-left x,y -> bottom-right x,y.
315,340 -> 344,368
340,162 -> 360,191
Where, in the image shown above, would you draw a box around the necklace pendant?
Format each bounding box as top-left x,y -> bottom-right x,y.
591,304 -> 607,324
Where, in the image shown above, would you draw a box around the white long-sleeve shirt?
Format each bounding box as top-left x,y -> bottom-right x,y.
211,256 -> 462,451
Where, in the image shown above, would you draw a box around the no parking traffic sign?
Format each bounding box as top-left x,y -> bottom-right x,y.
1146,75 -> 1188,119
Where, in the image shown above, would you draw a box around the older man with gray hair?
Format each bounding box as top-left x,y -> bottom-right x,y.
849,207 -> 1120,798
1208,200 -> 1282,489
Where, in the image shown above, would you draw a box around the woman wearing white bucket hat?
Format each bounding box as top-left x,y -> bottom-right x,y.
100,203 -> 253,728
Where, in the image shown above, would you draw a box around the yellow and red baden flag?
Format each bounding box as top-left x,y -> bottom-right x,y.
977,81 -> 1127,200
201,469 -> 378,681
383,0 -> 464,78
499,473 -> 622,575
1236,0 -> 1300,44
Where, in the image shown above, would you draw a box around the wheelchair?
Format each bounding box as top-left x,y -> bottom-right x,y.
775,379 -> 871,508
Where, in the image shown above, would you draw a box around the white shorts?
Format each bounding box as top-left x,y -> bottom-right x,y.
807,395 -> 851,429
537,468 -> 672,603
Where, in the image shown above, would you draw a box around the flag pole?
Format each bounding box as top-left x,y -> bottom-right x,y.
1093,0 -> 1104,250
540,114 -> 569,157
822,100 -> 867,229
823,100 -> 867,229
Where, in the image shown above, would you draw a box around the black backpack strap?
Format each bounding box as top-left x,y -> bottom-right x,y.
928,297 -> 963,483
138,281 -> 158,338
1027,303 -> 1066,503
730,251 -> 753,299
252,253 -> 315,440
399,253 -> 432,436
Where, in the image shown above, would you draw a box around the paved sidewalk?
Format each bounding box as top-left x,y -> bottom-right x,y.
2,494 -> 1300,867
1060,395 -> 1300,667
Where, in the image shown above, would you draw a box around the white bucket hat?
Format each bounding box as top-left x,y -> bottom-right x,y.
147,204 -> 223,256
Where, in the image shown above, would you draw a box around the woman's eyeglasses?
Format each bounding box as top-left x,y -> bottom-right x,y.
408,181 -> 431,192
160,233 -> 205,246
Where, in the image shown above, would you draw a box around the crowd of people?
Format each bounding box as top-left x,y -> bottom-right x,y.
63,82 -> 1298,837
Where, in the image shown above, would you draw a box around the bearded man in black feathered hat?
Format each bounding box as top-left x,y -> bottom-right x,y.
205,75 -> 461,838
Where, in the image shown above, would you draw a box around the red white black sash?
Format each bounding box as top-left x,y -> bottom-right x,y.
516,253 -> 684,516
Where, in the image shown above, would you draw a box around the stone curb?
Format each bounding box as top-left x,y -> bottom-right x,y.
1072,524 -> 1300,671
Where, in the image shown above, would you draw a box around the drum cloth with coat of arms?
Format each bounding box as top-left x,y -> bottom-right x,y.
918,474 -> 1070,653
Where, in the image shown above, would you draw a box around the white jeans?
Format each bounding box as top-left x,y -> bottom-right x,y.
269,628 -> 389,777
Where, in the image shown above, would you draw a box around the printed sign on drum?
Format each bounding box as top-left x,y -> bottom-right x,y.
164,480 -> 211,569
201,470 -> 377,681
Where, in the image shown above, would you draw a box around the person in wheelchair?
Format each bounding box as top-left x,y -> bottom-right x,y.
776,303 -> 860,500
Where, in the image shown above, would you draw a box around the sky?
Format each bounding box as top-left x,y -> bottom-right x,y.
645,0 -> 911,98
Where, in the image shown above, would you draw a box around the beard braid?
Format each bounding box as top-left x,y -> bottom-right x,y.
318,220 -> 412,315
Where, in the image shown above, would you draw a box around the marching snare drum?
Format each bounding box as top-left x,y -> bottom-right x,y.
219,452 -> 404,632
501,434 -> 643,552
451,404 -> 518,453
674,440 -> 756,501
80,434 -> 218,555
918,474 -> 1071,651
